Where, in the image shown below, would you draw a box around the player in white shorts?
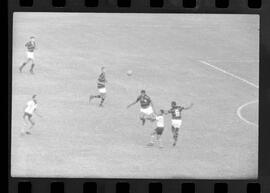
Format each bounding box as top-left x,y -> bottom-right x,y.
146,109 -> 165,148
127,90 -> 156,125
19,36 -> 36,74
166,101 -> 193,146
21,95 -> 41,135
89,67 -> 107,107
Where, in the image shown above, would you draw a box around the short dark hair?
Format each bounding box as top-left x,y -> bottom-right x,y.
30,36 -> 35,39
141,90 -> 146,94
32,94 -> 37,98
171,101 -> 176,106
160,109 -> 164,113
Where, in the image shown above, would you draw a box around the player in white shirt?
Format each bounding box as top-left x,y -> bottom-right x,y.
146,109 -> 165,148
21,95 -> 40,135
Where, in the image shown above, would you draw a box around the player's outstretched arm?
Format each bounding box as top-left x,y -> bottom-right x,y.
183,103 -> 194,110
34,109 -> 43,118
127,101 -> 137,109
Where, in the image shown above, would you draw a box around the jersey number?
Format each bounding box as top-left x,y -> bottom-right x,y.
175,109 -> 180,117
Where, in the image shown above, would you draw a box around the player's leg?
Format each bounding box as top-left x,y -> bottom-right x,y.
139,112 -> 146,125
147,130 -> 157,146
26,116 -> 35,134
173,128 -> 179,146
157,134 -> 163,148
89,94 -> 101,103
21,113 -> 28,134
171,126 -> 175,136
156,127 -> 164,148
29,60 -> 35,74
145,107 -> 155,123
99,93 -> 106,107
171,126 -> 177,146
19,58 -> 30,72
89,87 -> 103,103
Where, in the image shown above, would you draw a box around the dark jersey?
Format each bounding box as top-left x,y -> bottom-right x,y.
168,106 -> 184,120
25,41 -> 36,52
97,72 -> 106,88
136,95 -> 151,109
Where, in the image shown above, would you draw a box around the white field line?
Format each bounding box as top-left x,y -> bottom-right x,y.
198,60 -> 258,127
236,100 -> 258,127
199,60 -> 259,89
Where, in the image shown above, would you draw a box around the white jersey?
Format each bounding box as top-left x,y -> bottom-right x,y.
156,115 -> 164,127
25,100 -> 37,114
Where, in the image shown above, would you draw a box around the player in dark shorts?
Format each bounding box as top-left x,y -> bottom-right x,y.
21,94 -> 42,135
89,67 -> 107,107
166,101 -> 193,146
146,109 -> 165,148
127,90 -> 156,125
19,36 -> 36,74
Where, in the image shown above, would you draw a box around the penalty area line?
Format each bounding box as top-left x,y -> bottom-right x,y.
198,60 -> 258,89
198,60 -> 258,127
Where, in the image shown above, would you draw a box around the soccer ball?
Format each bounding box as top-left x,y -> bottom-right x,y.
127,70 -> 133,76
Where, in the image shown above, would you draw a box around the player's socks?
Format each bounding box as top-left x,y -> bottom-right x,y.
141,118 -> 146,125
100,98 -> 104,105
89,96 -> 93,103
30,63 -> 35,74
19,63 -> 26,72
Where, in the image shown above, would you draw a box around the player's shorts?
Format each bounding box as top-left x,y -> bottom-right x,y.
155,127 -> 164,135
171,119 -> 182,128
26,51 -> 34,59
140,106 -> 154,115
98,87 -> 106,94
24,112 -> 32,118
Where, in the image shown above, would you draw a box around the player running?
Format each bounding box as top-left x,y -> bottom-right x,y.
89,67 -> 107,107
19,36 -> 37,74
21,95 -> 42,135
166,101 -> 193,146
127,90 -> 156,125
146,109 -> 165,148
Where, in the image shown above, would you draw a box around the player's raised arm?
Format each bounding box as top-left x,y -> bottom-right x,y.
127,96 -> 140,108
183,103 -> 194,110
127,100 -> 138,108
34,41 -> 37,50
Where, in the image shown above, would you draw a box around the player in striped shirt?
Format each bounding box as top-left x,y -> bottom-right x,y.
19,36 -> 37,74
89,67 -> 107,107
127,90 -> 156,125
166,101 -> 193,146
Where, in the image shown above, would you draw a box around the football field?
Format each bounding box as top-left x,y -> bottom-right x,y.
11,13 -> 259,179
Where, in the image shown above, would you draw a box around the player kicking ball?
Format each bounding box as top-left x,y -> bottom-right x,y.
146,109 -> 165,148
127,90 -> 156,125
89,67 -> 107,107
166,101 -> 193,146
19,36 -> 37,74
21,95 -> 42,135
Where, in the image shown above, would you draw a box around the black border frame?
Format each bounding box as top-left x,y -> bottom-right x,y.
8,0 -> 270,192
